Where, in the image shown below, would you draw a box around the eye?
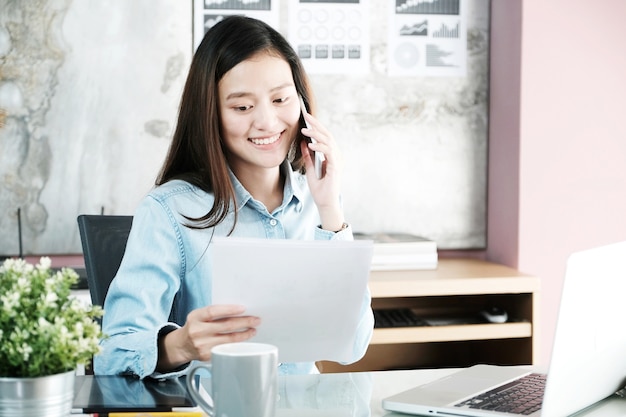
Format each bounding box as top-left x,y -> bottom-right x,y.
273,96 -> 289,104
234,105 -> 252,112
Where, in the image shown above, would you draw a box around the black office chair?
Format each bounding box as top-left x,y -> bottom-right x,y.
77,214 -> 133,308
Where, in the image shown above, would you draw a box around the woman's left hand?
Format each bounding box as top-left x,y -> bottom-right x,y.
300,112 -> 346,232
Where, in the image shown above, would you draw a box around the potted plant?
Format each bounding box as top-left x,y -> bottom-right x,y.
0,257 -> 104,417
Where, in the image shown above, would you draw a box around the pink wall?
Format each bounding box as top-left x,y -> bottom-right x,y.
489,0 -> 626,365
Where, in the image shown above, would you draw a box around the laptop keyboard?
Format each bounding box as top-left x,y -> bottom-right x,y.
454,373 -> 546,415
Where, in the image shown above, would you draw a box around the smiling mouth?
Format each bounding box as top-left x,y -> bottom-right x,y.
249,132 -> 281,146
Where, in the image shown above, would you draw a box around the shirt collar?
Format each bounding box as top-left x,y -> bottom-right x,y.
228,161 -> 306,213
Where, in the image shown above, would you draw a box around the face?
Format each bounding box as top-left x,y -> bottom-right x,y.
218,51 -> 301,177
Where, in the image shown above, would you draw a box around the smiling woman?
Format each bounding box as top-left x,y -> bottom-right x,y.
94,15 -> 373,380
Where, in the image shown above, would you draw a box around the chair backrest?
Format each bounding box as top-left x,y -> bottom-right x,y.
77,214 -> 133,307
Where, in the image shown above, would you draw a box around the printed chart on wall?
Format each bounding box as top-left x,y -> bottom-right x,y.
193,0 -> 280,51
288,0 -> 370,75
388,0 -> 466,77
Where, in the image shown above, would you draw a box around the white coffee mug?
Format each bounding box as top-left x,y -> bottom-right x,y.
186,342 -> 278,417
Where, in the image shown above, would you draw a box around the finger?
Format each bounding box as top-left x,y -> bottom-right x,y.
301,129 -> 330,150
301,116 -> 335,150
215,315 -> 261,334
217,327 -> 258,342
301,112 -> 331,139
300,127 -> 332,164
185,314 -> 260,358
195,304 -> 246,322
196,328 -> 258,361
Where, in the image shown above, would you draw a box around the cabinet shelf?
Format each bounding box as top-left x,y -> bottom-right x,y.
371,322 -> 532,345
318,258 -> 540,373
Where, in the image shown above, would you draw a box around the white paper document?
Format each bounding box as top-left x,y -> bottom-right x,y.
210,237 -> 374,363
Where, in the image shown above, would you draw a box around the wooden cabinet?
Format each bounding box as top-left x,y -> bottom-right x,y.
319,258 -> 540,373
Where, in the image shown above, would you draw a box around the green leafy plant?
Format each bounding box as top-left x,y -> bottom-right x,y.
0,257 -> 104,377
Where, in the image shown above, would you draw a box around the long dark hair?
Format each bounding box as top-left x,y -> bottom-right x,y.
156,16 -> 314,230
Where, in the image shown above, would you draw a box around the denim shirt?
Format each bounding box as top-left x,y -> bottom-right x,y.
94,163 -> 374,379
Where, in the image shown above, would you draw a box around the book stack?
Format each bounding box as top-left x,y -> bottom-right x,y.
354,232 -> 438,271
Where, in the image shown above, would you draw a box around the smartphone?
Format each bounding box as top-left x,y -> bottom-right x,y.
299,95 -> 325,179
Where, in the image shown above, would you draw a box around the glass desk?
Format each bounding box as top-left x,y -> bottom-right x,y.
73,368 -> 626,416
275,368 -> 626,417
276,368 -> 467,416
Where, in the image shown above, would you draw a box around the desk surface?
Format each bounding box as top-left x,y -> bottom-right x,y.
276,368 -> 626,417
72,368 -> 626,416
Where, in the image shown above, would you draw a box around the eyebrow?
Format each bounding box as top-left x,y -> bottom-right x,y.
224,83 -> 295,101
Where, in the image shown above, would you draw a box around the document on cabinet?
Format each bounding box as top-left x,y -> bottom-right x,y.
210,237 -> 374,363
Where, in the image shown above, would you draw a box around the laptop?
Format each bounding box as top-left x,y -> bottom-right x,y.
383,240 -> 626,417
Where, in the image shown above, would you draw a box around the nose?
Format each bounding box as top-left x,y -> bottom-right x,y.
252,101 -> 279,131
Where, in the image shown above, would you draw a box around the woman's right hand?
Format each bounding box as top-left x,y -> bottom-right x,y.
156,304 -> 261,372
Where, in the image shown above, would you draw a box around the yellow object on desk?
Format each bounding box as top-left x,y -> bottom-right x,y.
108,412 -> 203,417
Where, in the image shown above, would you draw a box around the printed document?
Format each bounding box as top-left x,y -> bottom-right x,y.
210,237 -> 373,363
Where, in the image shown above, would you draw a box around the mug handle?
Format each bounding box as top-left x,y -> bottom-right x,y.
186,364 -> 214,417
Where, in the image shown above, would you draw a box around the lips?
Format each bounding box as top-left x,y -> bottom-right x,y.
249,132 -> 281,146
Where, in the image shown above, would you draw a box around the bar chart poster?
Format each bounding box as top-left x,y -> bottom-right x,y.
193,0 -> 280,51
388,0 -> 466,77
288,0 -> 370,75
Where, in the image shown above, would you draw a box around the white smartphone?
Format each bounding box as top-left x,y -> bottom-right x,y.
299,95 -> 325,179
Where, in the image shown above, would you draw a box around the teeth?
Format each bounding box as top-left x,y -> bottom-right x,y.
250,134 -> 280,145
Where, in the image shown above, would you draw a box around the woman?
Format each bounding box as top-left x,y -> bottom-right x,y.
94,15 -> 373,379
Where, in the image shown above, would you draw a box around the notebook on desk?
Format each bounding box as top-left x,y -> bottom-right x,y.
383,240 -> 626,417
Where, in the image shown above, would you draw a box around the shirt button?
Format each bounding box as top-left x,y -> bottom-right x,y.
269,219 -> 277,226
